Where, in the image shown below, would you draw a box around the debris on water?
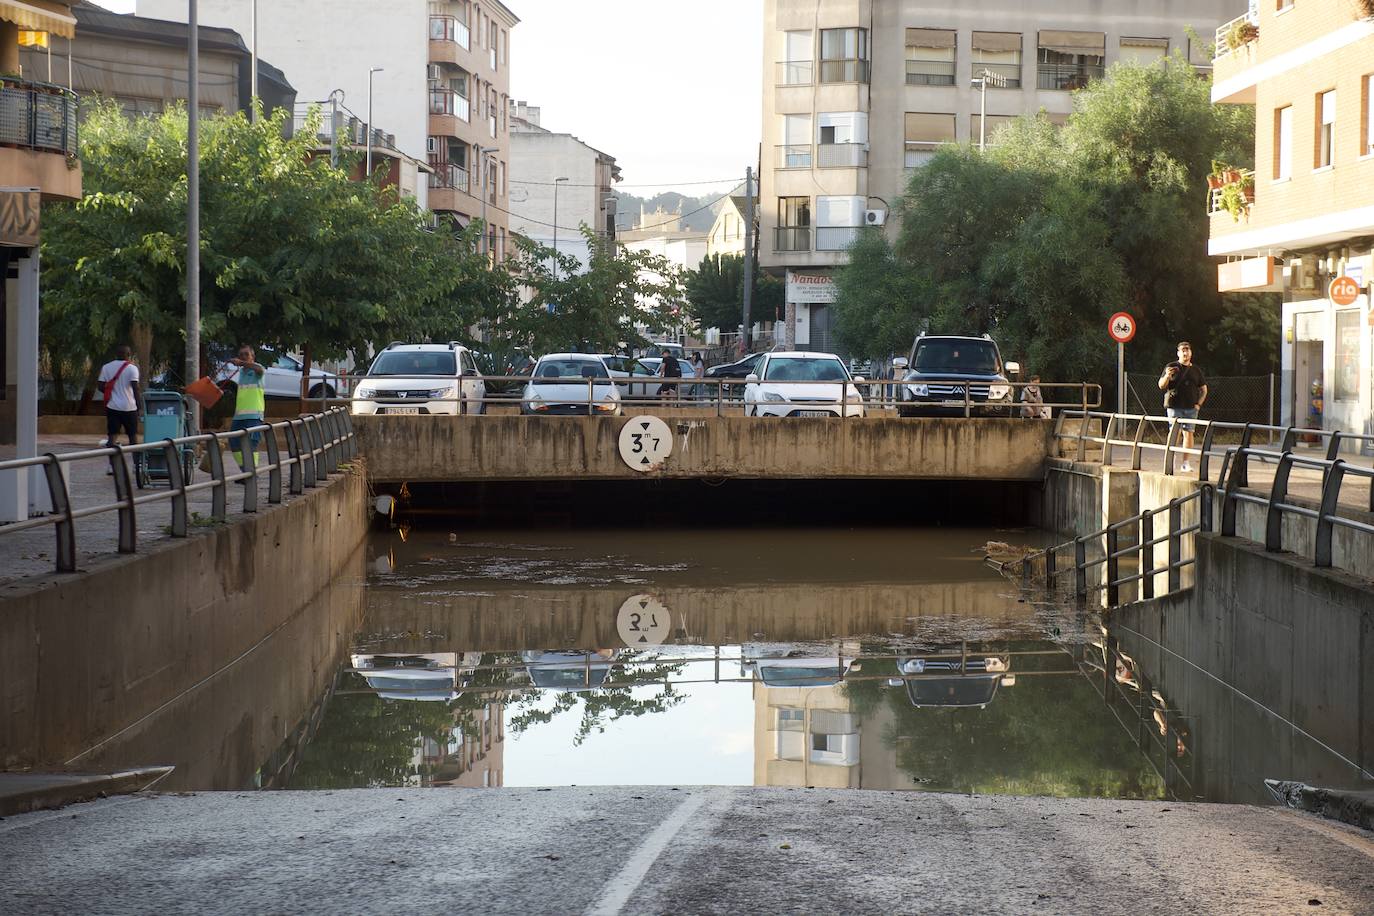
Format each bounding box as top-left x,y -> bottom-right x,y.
779,843 -> 792,850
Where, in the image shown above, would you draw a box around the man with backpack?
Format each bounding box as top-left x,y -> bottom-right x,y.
98,344 -> 142,448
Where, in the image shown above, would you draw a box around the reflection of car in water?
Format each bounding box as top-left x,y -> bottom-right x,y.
350,652 -> 482,702
521,649 -> 619,691
742,642 -> 860,688
896,648 -> 1013,709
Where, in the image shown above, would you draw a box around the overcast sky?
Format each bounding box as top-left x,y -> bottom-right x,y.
99,1 -> 761,196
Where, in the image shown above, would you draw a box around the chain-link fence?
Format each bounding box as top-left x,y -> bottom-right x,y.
1126,373 -> 1275,425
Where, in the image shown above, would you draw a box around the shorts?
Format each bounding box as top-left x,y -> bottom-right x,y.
230,416 -> 264,459
105,408 -> 138,443
1166,407 -> 1198,420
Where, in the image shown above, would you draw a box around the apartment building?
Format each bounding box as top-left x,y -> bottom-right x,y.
509,101 -> 620,271
706,195 -> 752,259
1209,1 -> 1374,441
137,0 -> 519,253
760,0 -> 1236,353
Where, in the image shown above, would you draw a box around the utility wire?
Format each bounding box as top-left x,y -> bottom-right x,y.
510,176 -> 742,189
482,184 -> 743,235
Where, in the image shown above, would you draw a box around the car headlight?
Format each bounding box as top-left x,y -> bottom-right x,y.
984,658 -> 1007,673
763,392 -> 787,403
988,385 -> 1012,401
901,659 -> 926,674
429,386 -> 457,399
907,384 -> 928,397
593,402 -> 617,412
355,387 -> 375,399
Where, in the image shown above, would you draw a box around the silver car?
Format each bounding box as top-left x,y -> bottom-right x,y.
520,354 -> 623,416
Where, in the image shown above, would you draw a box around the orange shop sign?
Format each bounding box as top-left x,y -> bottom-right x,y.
1328,275 -> 1361,306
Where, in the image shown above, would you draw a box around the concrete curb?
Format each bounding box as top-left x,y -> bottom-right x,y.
1265,779 -> 1374,832
0,767 -> 173,817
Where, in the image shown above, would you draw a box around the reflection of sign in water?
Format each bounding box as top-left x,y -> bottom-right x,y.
617,594 -> 671,647
1108,311 -> 1136,344
786,271 -> 838,304
618,415 -> 672,472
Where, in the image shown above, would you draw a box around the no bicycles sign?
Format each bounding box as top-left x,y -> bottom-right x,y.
1108,312 -> 1136,344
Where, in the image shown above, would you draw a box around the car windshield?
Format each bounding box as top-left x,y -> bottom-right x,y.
763,358 -> 848,382
532,359 -> 612,385
913,341 -> 1001,374
904,676 -> 1000,707
369,351 -> 456,377
528,666 -> 610,689
757,665 -> 844,687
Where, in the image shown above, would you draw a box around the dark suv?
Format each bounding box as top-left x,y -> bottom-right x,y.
896,334 -> 1018,418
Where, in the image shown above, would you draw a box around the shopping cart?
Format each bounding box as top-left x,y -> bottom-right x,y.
141,389 -> 198,487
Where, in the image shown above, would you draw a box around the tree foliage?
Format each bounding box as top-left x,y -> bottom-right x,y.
684,254 -> 784,333
833,57 -> 1276,385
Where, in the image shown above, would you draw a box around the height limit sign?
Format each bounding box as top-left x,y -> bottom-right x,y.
618,415 -> 673,472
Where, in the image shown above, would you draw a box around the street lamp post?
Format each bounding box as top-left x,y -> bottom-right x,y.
249,0 -> 257,121
552,176 -> 569,279
187,0 -> 201,429
972,68 -> 1009,153
366,66 -> 383,175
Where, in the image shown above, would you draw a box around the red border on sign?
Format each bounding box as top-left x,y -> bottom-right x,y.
1108,311 -> 1136,344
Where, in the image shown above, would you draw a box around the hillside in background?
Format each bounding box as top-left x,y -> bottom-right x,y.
612,185 -> 743,234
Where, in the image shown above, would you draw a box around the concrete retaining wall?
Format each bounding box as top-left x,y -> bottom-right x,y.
0,469 -> 370,770
354,415 -> 1055,483
1114,534 -> 1374,794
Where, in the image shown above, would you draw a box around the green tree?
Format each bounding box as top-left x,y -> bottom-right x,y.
684,254 -> 785,334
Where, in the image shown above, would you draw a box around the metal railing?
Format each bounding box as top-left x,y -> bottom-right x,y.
429,15 -> 471,49
1036,62 -> 1103,90
818,59 -> 871,83
775,60 -> 814,85
774,226 -> 811,252
816,142 -> 868,168
776,143 -> 812,169
1207,168 -> 1254,217
904,62 -> 956,86
1214,10 -> 1258,60
0,78 -> 78,156
427,160 -> 470,192
0,409 -> 356,574
429,87 -> 470,121
815,226 -> 862,251
1015,486 -> 1212,608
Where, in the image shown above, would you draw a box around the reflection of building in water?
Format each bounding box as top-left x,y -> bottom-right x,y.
418,700 -> 505,788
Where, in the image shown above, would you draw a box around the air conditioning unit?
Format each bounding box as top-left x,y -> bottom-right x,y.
427,64 -> 442,81
864,209 -> 886,227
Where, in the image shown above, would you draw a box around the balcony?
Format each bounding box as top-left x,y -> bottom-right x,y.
816,226 -> 861,251
775,60 -> 813,86
904,61 -> 956,87
816,142 -> 867,168
430,16 -> 470,49
775,227 -> 811,252
1036,62 -> 1103,91
428,160 -> 470,193
1207,167 -> 1254,221
776,144 -> 811,169
1213,11 -> 1258,62
0,79 -> 81,201
429,88 -> 470,122
819,59 -> 870,84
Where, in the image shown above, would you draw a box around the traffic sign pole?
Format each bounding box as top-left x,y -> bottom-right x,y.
1107,311 -> 1137,415
1118,342 -> 1125,414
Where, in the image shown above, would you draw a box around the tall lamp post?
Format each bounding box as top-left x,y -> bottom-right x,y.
186,0 -> 201,429
551,176 -> 569,279
249,0 -> 257,120
478,144 -> 498,256
365,66 -> 383,175
971,68 -> 1009,152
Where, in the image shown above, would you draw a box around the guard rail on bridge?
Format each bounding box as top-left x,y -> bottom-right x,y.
0,409 -> 355,574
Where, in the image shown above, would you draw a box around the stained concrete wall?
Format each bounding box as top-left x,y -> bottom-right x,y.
354,416 -> 1054,483
0,469 -> 369,770
1114,534 -> 1374,794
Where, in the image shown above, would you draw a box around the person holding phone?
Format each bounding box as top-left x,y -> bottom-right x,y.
1158,341 -> 1207,473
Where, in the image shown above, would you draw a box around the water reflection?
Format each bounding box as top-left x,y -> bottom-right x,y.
266,527 -> 1371,802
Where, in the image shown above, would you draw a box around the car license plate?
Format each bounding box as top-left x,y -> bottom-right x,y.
796,409 -> 831,417
386,407 -> 420,415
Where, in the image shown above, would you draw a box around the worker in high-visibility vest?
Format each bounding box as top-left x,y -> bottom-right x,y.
229,344 -> 268,473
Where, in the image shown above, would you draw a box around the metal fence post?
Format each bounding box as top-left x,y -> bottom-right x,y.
1314,460 -> 1345,568
1200,484 -> 1214,534
265,423 -> 283,505
286,420 -> 305,494
242,430 -> 259,513
1237,424 -> 1253,487
1265,453 -> 1294,553
109,444 -> 137,554
1075,413 -> 1087,462
1140,511 -> 1155,600
1198,421 -> 1216,481
1163,419 -> 1180,475
299,416 -> 317,487
207,432 -> 228,520
1073,537 -> 1087,603
1105,527 -> 1120,606
163,439 -> 188,537
1167,499 -> 1183,593
1102,414 -> 1117,467
340,409 -> 358,460
320,412 -> 339,475
1131,416 -> 1147,470
41,454 -> 76,572
311,415 -> 329,482
1321,431 -> 1342,490
1045,546 -> 1057,589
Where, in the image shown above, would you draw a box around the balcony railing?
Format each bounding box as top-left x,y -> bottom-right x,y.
775,60 -> 814,86
816,226 -> 861,251
776,143 -> 812,169
816,142 -> 867,168
1207,168 -> 1254,219
904,61 -> 956,86
428,160 -> 470,193
1214,10 -> 1258,60
0,79 -> 78,156
429,88 -> 470,121
819,59 -> 871,84
430,15 -> 471,49
1036,62 -> 1103,91
972,61 -> 1022,88
904,141 -> 945,168
775,227 -> 811,252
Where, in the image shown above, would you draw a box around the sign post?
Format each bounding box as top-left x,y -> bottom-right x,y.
1108,312 -> 1137,414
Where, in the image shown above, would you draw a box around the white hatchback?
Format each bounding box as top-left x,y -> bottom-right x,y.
743,351 -> 866,418
351,342 -> 486,416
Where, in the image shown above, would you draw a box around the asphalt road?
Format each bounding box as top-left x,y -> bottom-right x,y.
1,788 -> 1371,914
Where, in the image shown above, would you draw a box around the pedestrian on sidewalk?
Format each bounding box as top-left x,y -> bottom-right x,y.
657,348 -> 682,401
98,344 -> 142,452
1020,374 -> 1051,419
1157,341 -> 1208,473
691,351 -> 705,399
229,344 -> 268,474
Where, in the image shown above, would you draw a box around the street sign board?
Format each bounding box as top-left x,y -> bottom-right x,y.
1329,275 -> 1360,306
616,593 -> 671,647
1108,312 -> 1136,344
618,416 -> 673,472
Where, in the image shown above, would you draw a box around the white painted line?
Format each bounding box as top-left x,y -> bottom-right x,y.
585,791 -> 711,916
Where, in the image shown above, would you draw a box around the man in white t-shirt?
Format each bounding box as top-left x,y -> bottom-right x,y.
97,344 -> 142,447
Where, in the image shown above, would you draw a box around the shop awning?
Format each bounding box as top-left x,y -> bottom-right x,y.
0,1 -> 76,40
1038,30 -> 1105,56
1120,36 -> 1169,48
972,31 -> 1022,52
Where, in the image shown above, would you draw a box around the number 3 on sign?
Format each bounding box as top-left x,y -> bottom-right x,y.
618,415 -> 673,471
617,594 -> 672,648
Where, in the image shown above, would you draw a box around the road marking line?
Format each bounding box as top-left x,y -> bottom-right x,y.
585,790 -> 712,916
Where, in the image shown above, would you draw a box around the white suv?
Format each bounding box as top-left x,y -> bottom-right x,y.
351,342 -> 487,416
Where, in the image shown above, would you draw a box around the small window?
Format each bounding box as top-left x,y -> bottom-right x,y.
777,708 -> 804,731
1276,0 -> 1294,11
904,112 -> 956,167
1316,89 -> 1335,169
972,32 -> 1022,88
1363,74 -> 1374,157
1118,37 -> 1168,66
819,27 -> 870,83
905,28 -> 956,87
1274,105 -> 1292,179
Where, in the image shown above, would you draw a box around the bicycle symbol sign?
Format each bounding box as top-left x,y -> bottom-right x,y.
1108,312 -> 1137,344
618,415 -> 673,472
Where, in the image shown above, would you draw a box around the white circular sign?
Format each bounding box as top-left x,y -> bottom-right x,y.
618,416 -> 673,472
617,594 -> 672,647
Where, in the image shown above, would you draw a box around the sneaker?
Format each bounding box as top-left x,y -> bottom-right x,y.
1180,461 -> 1192,473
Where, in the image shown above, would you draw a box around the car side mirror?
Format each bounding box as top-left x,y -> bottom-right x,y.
463,369 -> 479,377
1005,361 -> 1021,376
891,357 -> 909,370
745,373 -> 759,383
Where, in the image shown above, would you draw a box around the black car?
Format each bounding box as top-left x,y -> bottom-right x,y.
704,351 -> 766,397
895,335 -> 1019,418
